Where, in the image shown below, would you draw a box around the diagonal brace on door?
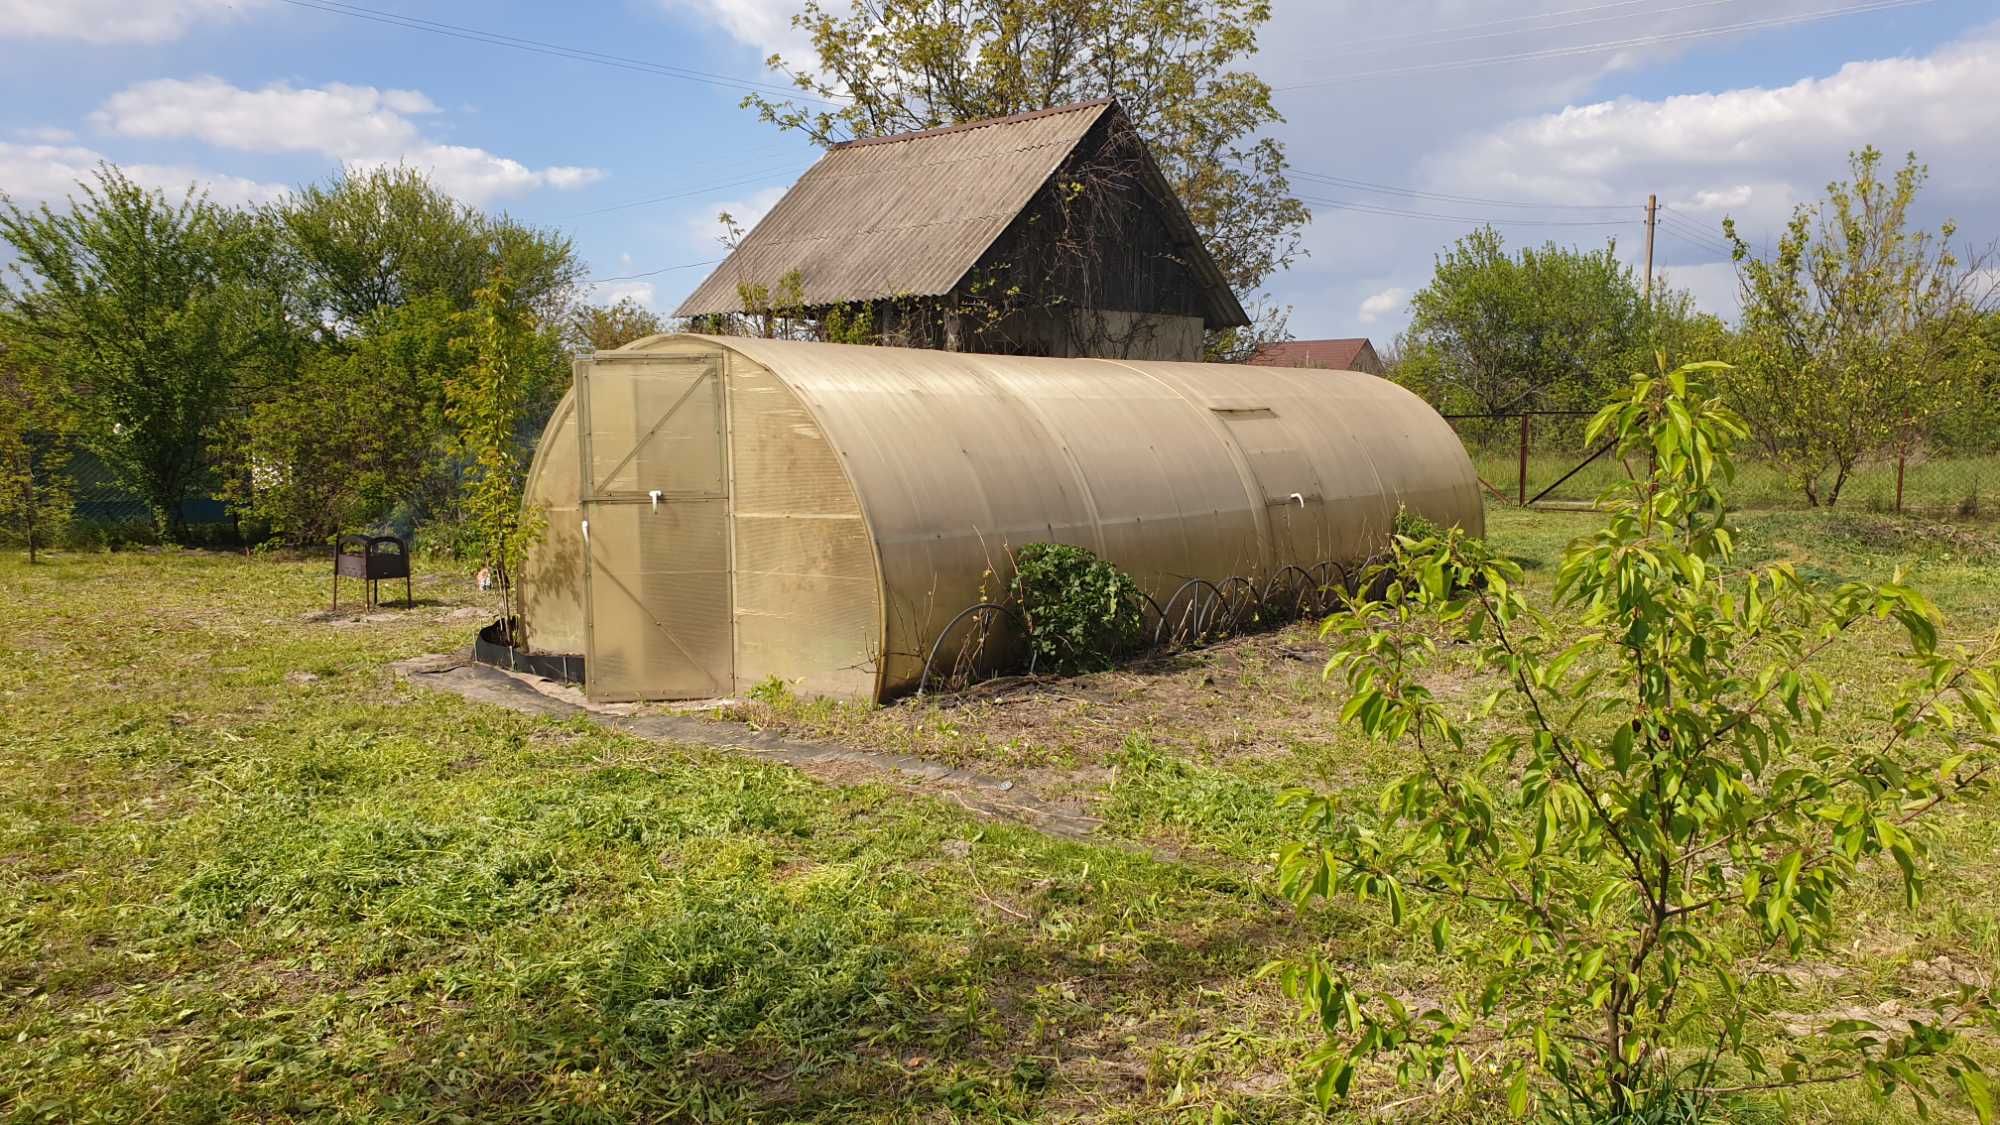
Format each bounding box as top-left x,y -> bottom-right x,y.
592,370 -> 712,493
587,542 -> 720,693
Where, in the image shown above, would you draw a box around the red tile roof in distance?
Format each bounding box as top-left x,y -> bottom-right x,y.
1246,338 -> 1375,369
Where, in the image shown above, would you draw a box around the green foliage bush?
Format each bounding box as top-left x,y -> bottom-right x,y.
231,294 -> 463,545
1008,542 -> 1146,674
1277,361 -> 2000,1120
1390,504 -> 1446,545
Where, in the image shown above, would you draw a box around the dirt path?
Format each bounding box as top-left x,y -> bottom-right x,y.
392,653 -> 1108,841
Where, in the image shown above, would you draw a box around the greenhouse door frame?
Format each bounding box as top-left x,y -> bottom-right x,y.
575,352 -> 734,702
1213,406 -> 1330,571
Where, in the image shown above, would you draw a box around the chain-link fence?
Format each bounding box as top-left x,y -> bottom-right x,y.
1447,412 -> 1999,519
39,443 -> 233,545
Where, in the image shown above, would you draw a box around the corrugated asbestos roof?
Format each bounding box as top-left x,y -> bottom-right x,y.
674,99 -> 1245,328
676,101 -> 1114,316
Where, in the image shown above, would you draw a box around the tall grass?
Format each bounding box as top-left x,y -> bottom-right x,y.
1465,442 -> 1999,517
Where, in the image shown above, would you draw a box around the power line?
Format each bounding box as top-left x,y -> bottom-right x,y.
1659,219 -> 1732,255
1658,206 -> 1728,236
1274,0 -> 1932,90
1656,226 -> 1735,259
1290,169 -> 1630,211
1657,210 -> 1737,255
1298,194 -> 1640,228
273,0 -> 840,104
586,259 -> 722,285
1656,219 -> 1735,258
565,164 -> 810,219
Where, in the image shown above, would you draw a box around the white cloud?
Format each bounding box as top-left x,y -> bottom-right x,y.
15,126 -> 75,143
0,140 -> 287,207
97,78 -> 428,156
658,0 -> 816,68
91,77 -> 603,205
688,185 -> 788,249
1258,9 -> 2000,336
0,0 -> 266,44
590,279 -> 659,308
345,147 -> 604,206
1357,285 -> 1407,324
1424,30 -> 2000,228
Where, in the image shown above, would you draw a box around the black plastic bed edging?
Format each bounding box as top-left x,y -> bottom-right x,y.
474,618 -> 585,684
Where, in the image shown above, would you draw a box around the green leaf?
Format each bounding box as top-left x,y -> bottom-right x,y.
1506,1067 -> 1531,1116
1958,1067 -> 1994,1124
1609,723 -> 1635,771
1580,947 -> 1605,981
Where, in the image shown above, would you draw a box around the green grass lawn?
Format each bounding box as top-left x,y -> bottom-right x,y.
1462,441 -> 2000,516
3,509 -> 1998,1121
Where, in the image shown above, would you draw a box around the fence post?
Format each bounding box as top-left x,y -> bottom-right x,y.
1518,412 -> 1530,507
1895,447 -> 1907,514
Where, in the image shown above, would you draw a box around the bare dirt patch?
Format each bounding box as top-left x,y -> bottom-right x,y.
725,618 -> 1492,805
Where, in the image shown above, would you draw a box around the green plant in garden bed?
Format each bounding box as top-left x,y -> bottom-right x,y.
1275,361 -> 2000,1119
1009,541 -> 1147,674
1390,505 -> 1446,545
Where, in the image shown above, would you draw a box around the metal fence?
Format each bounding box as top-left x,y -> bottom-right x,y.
56,444 -> 230,534
1445,411 -> 1999,519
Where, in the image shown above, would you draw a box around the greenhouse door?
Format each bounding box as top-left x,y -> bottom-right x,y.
576,354 -> 732,701
1216,407 -> 1329,570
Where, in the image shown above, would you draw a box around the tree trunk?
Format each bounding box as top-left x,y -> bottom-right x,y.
1825,460 -> 1854,509
24,468 -> 38,564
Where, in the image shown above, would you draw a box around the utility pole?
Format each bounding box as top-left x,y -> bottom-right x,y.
1643,193 -> 1658,303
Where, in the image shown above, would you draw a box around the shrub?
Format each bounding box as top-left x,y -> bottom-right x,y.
1275,361 -> 2000,1119
1390,503 -> 1445,545
1008,542 -> 1145,674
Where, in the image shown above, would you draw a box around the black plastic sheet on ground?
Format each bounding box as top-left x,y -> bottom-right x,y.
473,618 -> 585,684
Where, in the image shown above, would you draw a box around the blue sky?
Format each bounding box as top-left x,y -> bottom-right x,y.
3,0 -> 1996,339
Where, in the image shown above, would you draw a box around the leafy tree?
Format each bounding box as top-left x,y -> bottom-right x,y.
1726,147 -> 1992,506
744,0 -> 1307,304
1277,362 -> 1999,1119
231,295 -> 461,544
232,168 -> 586,545
1936,310 -> 2000,453
446,271 -> 566,640
1397,226 -> 1652,417
0,167 -> 288,542
567,296 -> 665,353
0,339 -> 73,561
278,166 -> 583,336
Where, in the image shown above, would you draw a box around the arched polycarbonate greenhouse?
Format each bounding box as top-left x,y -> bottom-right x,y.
516,334 -> 1483,703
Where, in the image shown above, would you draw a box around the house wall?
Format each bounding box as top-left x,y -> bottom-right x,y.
965,308 -> 1205,360
943,115 -> 1219,360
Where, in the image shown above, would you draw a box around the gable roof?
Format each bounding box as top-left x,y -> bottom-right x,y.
674,99 -> 1246,328
1247,338 -> 1380,370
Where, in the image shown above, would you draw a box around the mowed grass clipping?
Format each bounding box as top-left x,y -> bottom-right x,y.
3,510 -> 1999,1122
